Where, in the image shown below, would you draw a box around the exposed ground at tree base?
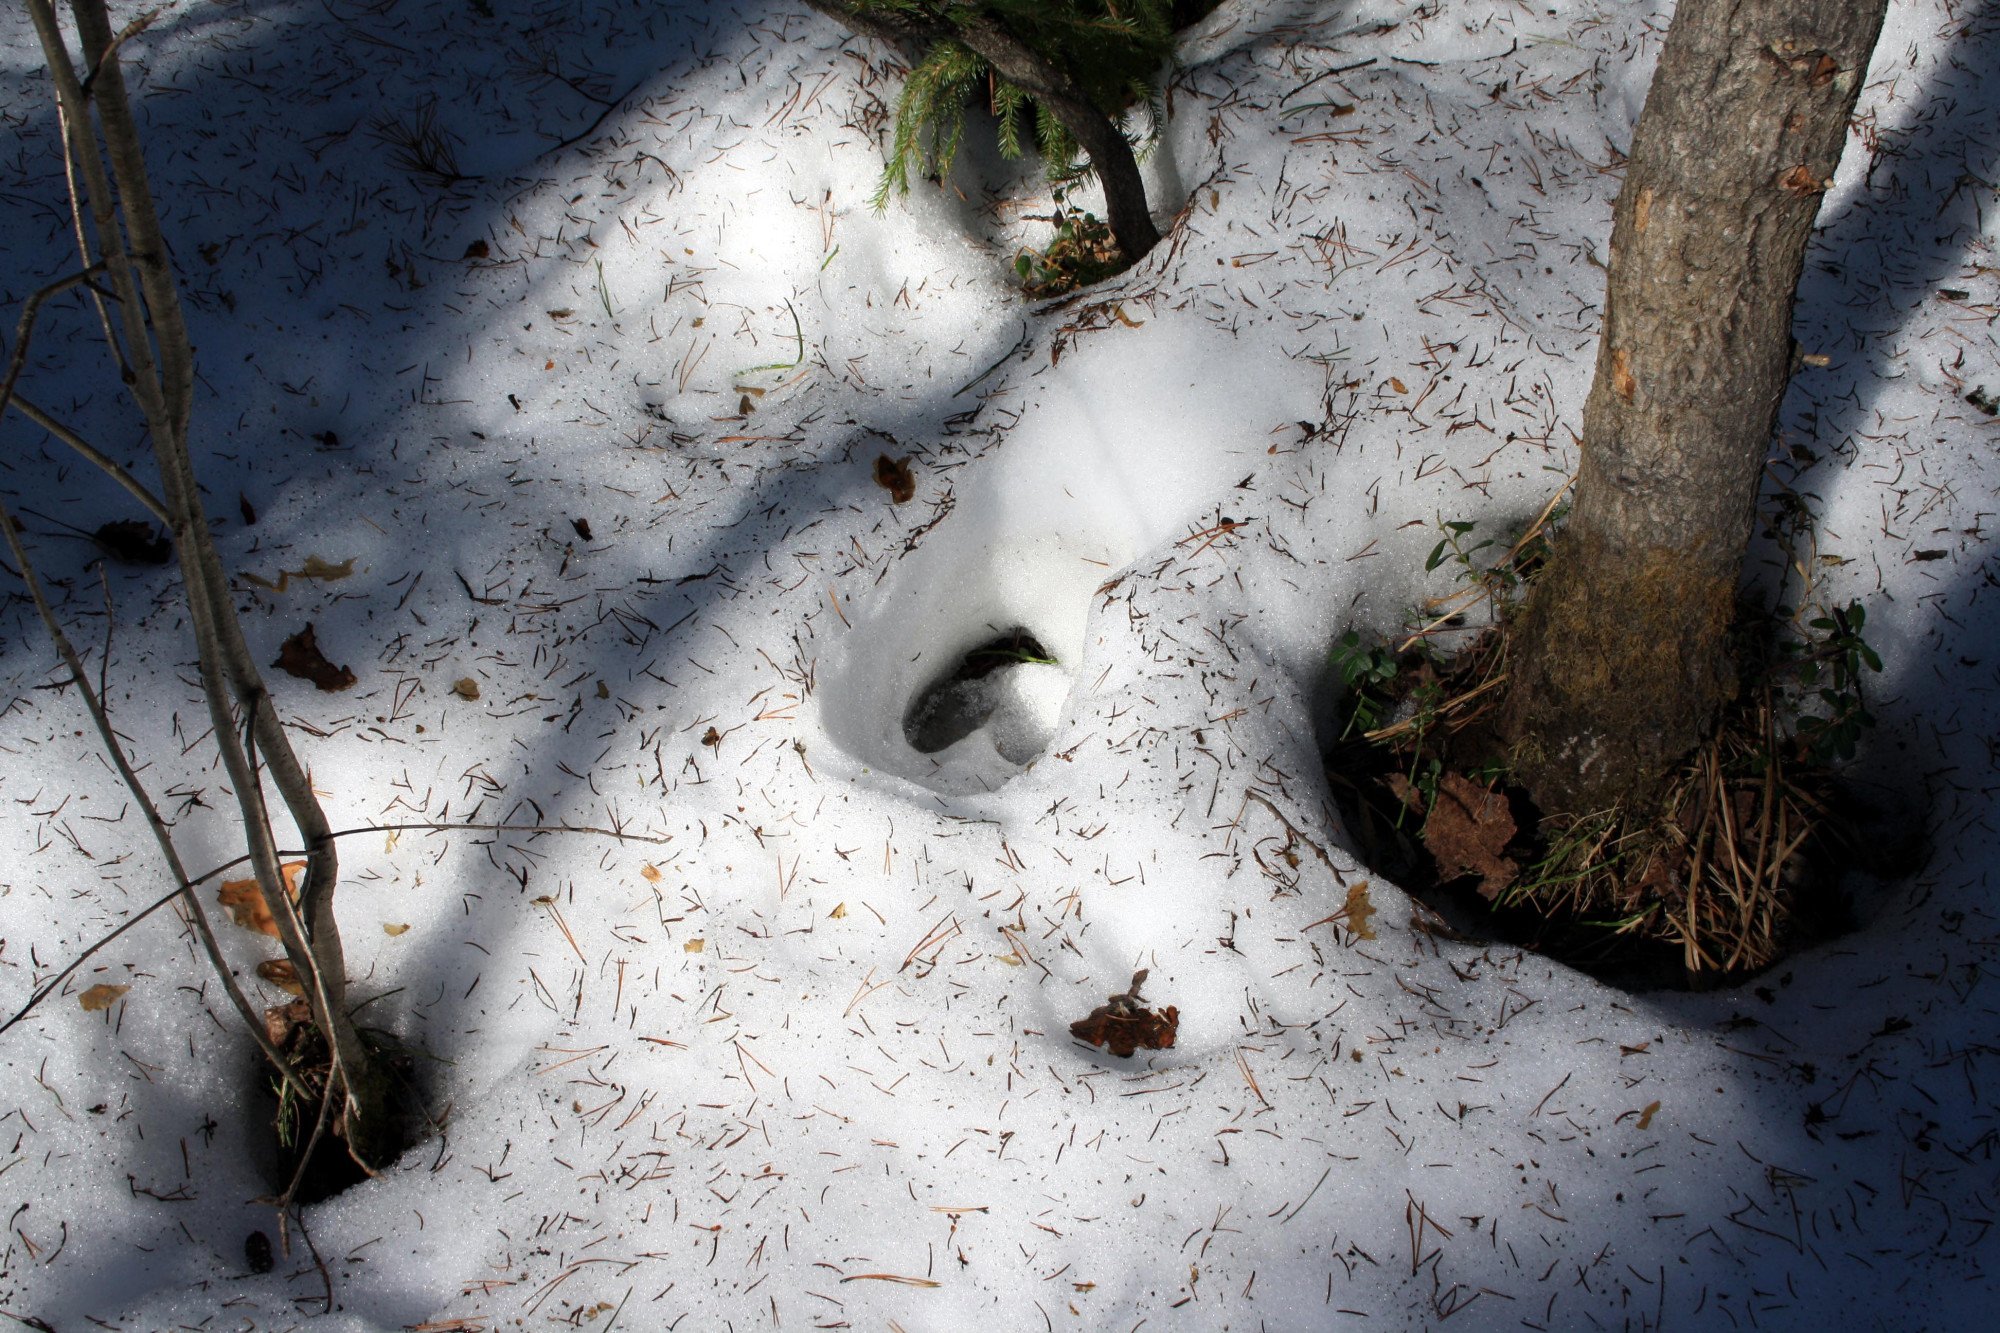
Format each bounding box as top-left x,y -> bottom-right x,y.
0,1 -> 1994,1328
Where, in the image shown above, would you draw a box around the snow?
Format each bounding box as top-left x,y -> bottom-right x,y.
0,0 -> 1995,1328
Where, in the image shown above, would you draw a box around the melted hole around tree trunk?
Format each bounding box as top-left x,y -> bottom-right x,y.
903,627 -> 1060,761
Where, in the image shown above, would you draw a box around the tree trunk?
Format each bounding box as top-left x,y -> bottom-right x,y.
1501,0 -> 1888,818
803,0 -> 1162,262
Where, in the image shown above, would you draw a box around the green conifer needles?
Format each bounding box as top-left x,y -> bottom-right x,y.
856,1 -> 1175,211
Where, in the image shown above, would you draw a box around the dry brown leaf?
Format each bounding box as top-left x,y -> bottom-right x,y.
217,860 -> 307,937
1415,772 -> 1519,901
1071,1004 -> 1179,1057
92,520 -> 171,566
1305,879 -> 1379,942
78,982 -> 129,1012
244,555 -> 355,593
264,997 -> 311,1051
451,677 -> 481,700
1388,376 -> 1408,394
1637,1099 -> 1661,1130
1069,970 -> 1179,1058
383,922 -> 411,936
255,958 -> 306,996
684,938 -> 705,953
1342,880 -> 1377,940
829,902 -> 847,919
873,453 -> 915,504
640,863 -> 662,883
1777,163 -> 1824,195
274,624 -> 356,692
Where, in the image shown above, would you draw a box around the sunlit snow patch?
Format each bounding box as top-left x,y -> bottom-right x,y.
814,326 -> 1313,795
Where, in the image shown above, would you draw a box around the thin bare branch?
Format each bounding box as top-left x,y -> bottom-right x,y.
6,392 -> 170,523
0,491 -> 291,1077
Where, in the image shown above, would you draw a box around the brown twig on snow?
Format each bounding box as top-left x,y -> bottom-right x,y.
0,818 -> 669,1037
1244,788 -> 1347,886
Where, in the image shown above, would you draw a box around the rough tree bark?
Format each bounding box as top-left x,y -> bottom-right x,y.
802,0 -> 1162,262
1501,0 -> 1889,818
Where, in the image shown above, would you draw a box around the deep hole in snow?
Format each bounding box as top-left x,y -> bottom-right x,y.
903,626 -> 1065,763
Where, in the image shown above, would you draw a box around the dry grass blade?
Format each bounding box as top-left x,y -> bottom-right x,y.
1512,686 -> 1831,981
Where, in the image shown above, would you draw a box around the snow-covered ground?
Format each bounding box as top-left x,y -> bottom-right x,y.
1,0 -> 1994,1327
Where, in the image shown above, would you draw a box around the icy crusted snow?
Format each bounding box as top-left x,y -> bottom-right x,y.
0,0 -> 1995,1329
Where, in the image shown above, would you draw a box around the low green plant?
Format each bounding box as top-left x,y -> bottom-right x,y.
1423,510 -> 1559,604
1329,629 -> 1397,738
868,0 -> 1176,210
1015,207 -> 1123,295
1424,518 -> 1494,580
1788,599 -> 1881,763
1320,492 -> 1884,985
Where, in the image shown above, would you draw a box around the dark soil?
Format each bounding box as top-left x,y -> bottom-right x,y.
1320,634 -> 1919,992
248,1001 -> 427,1204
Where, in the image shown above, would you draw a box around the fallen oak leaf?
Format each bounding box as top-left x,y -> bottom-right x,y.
1304,879 -> 1378,941
275,624 -> 357,691
1341,880 -> 1377,940
78,982 -> 130,1012
244,554 -> 356,594
873,453 -> 915,504
1777,163 -> 1828,195
1397,771 -> 1519,901
1069,969 -> 1179,1058
217,860 -> 307,937
255,958 -> 305,996
1072,1004 -> 1179,1057
263,997 -> 311,1051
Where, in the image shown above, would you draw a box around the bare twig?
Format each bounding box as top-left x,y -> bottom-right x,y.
0,819 -> 668,1036
27,0 -> 392,1168
1244,788 -> 1346,886
0,493 -> 290,1076
6,391 -> 169,522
